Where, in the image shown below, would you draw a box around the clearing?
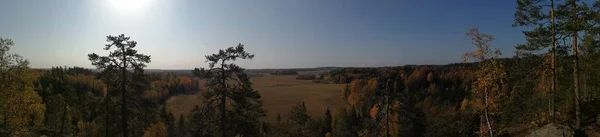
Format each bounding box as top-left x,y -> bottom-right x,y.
166,75 -> 346,121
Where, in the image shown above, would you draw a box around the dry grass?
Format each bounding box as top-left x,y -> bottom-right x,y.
166,75 -> 346,122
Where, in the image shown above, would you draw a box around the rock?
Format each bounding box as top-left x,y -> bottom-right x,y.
527,123 -> 574,137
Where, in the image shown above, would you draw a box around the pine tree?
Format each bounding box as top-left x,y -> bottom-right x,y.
276,114 -> 282,123
88,34 -> 151,137
165,112 -> 176,137
191,43 -> 265,136
178,114 -> 185,136
514,0 -> 559,122
324,107 -> 332,134
554,0 -> 593,129
288,101 -> 310,125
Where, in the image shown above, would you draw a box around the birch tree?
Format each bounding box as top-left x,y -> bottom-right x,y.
462,28 -> 506,137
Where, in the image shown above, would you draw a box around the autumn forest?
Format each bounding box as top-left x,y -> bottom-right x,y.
2,0 -> 600,137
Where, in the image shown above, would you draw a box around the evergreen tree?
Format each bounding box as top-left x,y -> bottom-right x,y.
88,34 -> 151,137
324,107 -> 332,134
165,112 -> 176,137
514,0 -> 559,122
276,114 -> 282,123
557,0 -> 588,129
288,101 -> 310,125
191,44 -> 265,136
332,107 -> 358,137
178,114 -> 185,136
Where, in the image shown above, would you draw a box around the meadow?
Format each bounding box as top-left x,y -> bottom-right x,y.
166,74 -> 346,121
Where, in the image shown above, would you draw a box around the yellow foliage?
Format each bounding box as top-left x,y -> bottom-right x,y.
460,98 -> 470,110
143,122 -> 167,137
427,72 -> 435,82
366,78 -> 378,92
347,93 -> 361,106
463,28 -> 506,137
1,68 -> 46,134
77,121 -> 99,137
349,79 -> 366,94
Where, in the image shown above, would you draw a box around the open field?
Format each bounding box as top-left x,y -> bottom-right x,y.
166,75 -> 347,121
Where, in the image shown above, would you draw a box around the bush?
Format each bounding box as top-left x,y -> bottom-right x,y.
296,74 -> 317,80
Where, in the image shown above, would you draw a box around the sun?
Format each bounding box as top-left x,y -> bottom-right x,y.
107,0 -> 152,14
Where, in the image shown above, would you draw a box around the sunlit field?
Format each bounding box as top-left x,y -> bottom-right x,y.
166,74 -> 346,121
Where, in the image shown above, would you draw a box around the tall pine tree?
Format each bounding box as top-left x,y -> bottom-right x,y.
88,34 -> 151,137
514,0 -> 559,122
191,44 -> 265,136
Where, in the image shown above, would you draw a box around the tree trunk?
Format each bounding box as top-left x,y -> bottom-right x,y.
2,74 -> 7,132
59,100 -> 67,136
122,46 -> 129,137
570,0 -> 581,129
3,106 -> 7,132
484,88 -> 493,137
105,97 -> 110,137
550,0 -> 556,123
220,60 -> 226,137
386,86 -> 390,137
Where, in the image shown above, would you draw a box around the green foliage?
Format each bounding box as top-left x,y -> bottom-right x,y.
190,43 -> 265,136
267,102 -> 329,137
288,102 -> 310,125
34,66 -> 107,136
88,34 -> 152,137
332,107 -> 358,137
324,107 -> 332,134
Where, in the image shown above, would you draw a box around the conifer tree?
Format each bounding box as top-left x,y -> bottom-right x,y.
191,43 -> 265,136
88,34 -> 151,137
514,0 -> 559,122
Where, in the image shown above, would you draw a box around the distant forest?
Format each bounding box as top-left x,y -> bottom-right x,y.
2,0 -> 600,137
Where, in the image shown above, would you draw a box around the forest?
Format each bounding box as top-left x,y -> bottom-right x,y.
1,0 -> 600,137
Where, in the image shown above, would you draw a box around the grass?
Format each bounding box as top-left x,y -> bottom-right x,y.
166,74 -> 346,122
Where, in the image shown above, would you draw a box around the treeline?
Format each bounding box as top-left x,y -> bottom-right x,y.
296,73 -> 318,80
246,67 -> 340,74
269,70 -> 299,75
146,72 -> 201,103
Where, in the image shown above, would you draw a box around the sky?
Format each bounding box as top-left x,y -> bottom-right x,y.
0,0 -> 526,69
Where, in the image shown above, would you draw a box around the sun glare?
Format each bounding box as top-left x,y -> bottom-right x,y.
107,0 -> 152,14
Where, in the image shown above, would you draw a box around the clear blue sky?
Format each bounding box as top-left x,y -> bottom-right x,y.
0,0 -> 525,69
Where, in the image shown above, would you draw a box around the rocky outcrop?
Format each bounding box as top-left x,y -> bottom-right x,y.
526,123 -> 574,137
